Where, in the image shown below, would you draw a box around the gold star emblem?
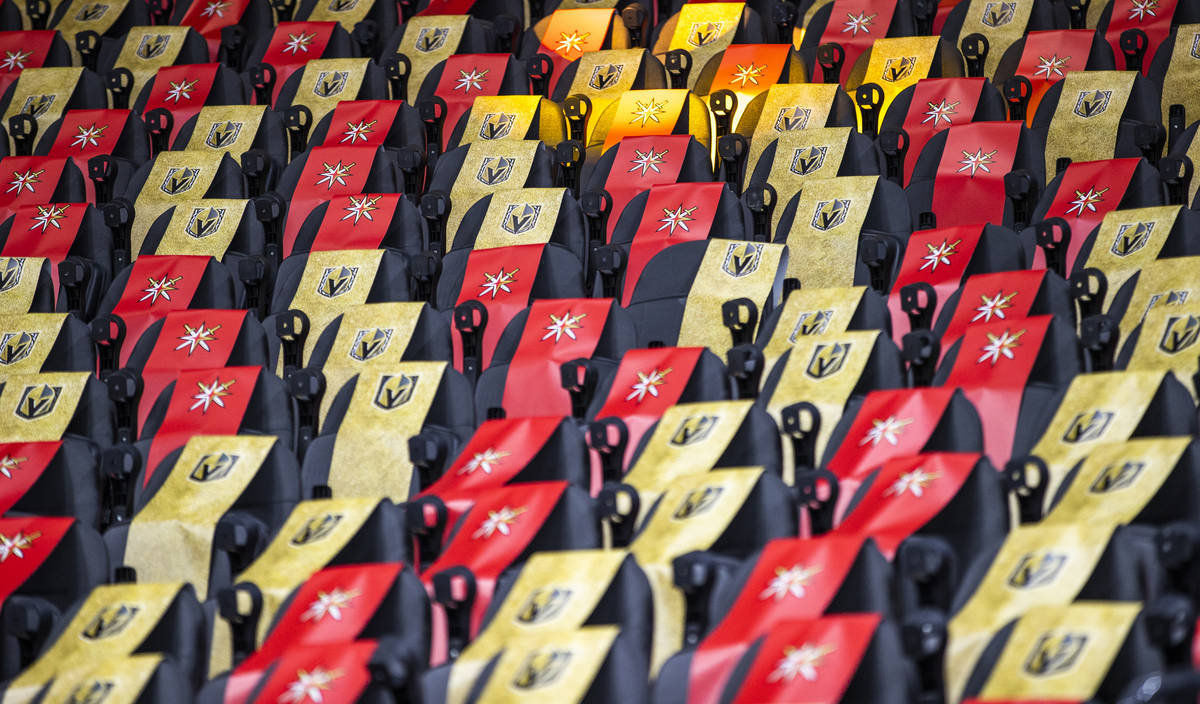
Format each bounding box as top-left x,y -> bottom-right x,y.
628,98 -> 667,128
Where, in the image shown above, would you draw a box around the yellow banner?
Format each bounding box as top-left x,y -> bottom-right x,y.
154,199 -> 249,258
0,371 -> 89,442
1045,436 -> 1190,525
1044,71 -> 1134,177
0,313 -> 66,373
678,241 -> 785,356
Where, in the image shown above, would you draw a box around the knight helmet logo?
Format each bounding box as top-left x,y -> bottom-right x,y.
327,0 -> 358,11
810,198 -> 850,231
981,1 -> 1017,26
373,373 -> 418,410
20,95 -> 55,119
1073,89 -> 1112,118
135,34 -> 171,60
789,310 -> 834,342
0,258 -> 23,293
1023,633 -> 1089,676
349,327 -> 393,361
512,648 -> 573,690
477,156 -> 515,185
1061,410 -> 1115,443
588,63 -> 624,90
205,121 -> 242,149
1089,460 -> 1145,493
80,603 -> 140,639
68,680 -> 115,704
515,587 -> 573,624
479,112 -> 516,140
673,485 -> 724,519
189,452 -> 239,482
0,331 -> 37,366
1110,221 -> 1153,257
502,203 -> 541,235
414,27 -> 449,53
313,70 -> 349,98
14,383 -> 61,421
1158,314 -> 1200,354
160,167 -> 200,196
669,414 -> 719,446
1007,552 -> 1068,588
721,242 -> 764,278
687,21 -> 725,48
806,342 -> 851,379
789,145 -> 827,176
75,3 -> 109,20
882,56 -> 917,82
290,513 -> 343,545
317,265 -> 359,298
185,206 -> 225,239
774,106 -> 811,132
1191,33 -> 1200,60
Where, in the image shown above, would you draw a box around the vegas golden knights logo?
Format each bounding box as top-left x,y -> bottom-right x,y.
327,0 -> 358,11
1007,552 -> 1067,588
1024,633 -> 1088,676
1192,33 -> 1200,60
1061,410 -> 1115,443
186,206 -> 225,239
1089,460 -> 1144,493
775,106 -> 811,132
160,167 -> 200,196
80,604 -> 140,639
349,327 -> 392,361
806,342 -> 850,379
414,27 -> 449,53
135,34 -> 171,60
1158,314 -> 1200,354
502,204 -> 541,235
313,70 -> 349,98
673,486 -> 723,519
0,331 -> 37,366
68,680 -> 114,704
477,156 -> 515,185
588,64 -> 624,90
189,452 -> 239,482
512,648 -> 572,690
75,3 -> 109,20
981,1 -> 1017,27
515,587 -> 573,624
1145,290 -> 1190,316
789,310 -> 834,342
687,21 -> 724,47
670,414 -> 719,446
290,513 -> 343,545
882,56 -> 917,82
14,383 -> 61,421
789,146 -> 827,176
1073,89 -> 1111,118
479,112 -> 516,140
205,121 -> 242,149
0,258 -> 23,293
1111,221 -> 1153,257
721,242 -> 764,278
317,265 -> 358,298
20,95 -> 54,119
373,373 -> 418,410
811,198 -> 850,231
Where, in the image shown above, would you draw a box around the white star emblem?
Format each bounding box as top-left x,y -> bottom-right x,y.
920,238 -> 961,272
70,123 -> 107,150
629,99 -> 666,128
729,62 -> 766,88
1033,54 -> 1069,80
884,468 -> 941,498
340,194 -> 380,224
767,643 -> 835,683
200,0 -> 230,16
922,98 -> 959,128
0,531 -> 38,562
472,505 -> 524,539
279,667 -> 341,704
657,204 -> 697,235
957,147 -> 997,177
0,454 -> 26,479
300,588 -> 359,622
554,29 -> 590,55
1065,186 -> 1108,217
175,321 -> 221,355
542,311 -> 586,342
140,274 -> 182,304
164,79 -> 198,103
28,203 -> 68,233
314,160 -> 355,190
759,564 -> 822,601
189,377 -> 235,413
1128,0 -> 1158,21
339,119 -> 376,144
841,10 -> 876,36
282,31 -> 317,55
626,367 -> 672,402
458,448 -> 510,475
454,67 -> 489,93
477,267 -> 518,299
977,328 -> 1024,365
972,290 -> 1017,322
6,168 -> 43,195
0,49 -> 32,72
859,416 -> 912,447
628,147 -> 668,176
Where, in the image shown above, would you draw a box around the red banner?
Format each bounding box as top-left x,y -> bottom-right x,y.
817,0 -> 899,85
940,269 -> 1046,355
1033,158 -> 1140,273
111,255 -> 211,367
143,64 -> 220,143
501,299 -> 611,417
1104,0 -> 1177,73
622,182 -> 725,305
451,242 -> 544,371
310,193 -> 402,251
929,121 -> 1023,227
434,54 -> 512,151
1014,30 -> 1096,126
888,223 -> 985,341
901,78 -> 985,186
283,145 -> 378,256
248,640 -> 376,704
321,101 -> 403,148
603,135 -> 691,241
261,22 -> 338,104
0,441 -> 61,515
0,516 -> 71,605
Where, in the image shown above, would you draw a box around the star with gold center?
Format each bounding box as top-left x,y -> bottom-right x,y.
920,238 -> 961,272
555,29 -> 590,55
977,328 -> 1025,365
0,454 -> 26,479
922,98 -> 958,128
628,147 -> 668,176
1033,54 -> 1069,80
70,123 -> 107,150
175,321 -> 220,355
0,531 -> 38,561
282,31 -> 317,55
972,290 -> 1017,322
842,10 -> 876,36
6,168 -> 43,196
760,563 -> 822,601
957,147 -> 997,177
279,668 -> 342,704
340,194 -> 381,224
628,98 -> 667,128
315,160 -> 355,190
301,587 -> 359,622
477,267 -> 518,299
459,448 -> 510,475
729,62 -> 766,88
1128,0 -> 1158,21
165,79 -> 198,103
767,643 -> 835,683
472,506 -> 525,539
884,468 -> 941,498
657,204 -> 697,235
140,274 -> 182,304
29,204 -> 68,233
190,377 -> 235,413
0,49 -> 32,72
455,67 -> 489,93
1066,186 -> 1108,217
859,416 -> 912,447
542,311 -> 586,342
201,0 -> 230,16
339,119 -> 376,144
626,367 -> 672,402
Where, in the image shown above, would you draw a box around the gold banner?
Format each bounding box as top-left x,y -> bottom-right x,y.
318,302 -> 425,421
1085,205 -> 1181,311
0,313 -> 66,373
461,95 -> 563,147
677,241 -> 785,356
114,27 -> 189,101
133,150 -> 227,255
474,188 -> 565,249
284,248 -> 385,372
664,2 -> 745,89
306,0 -> 374,30
1126,302 -> 1200,398
761,286 -> 867,379
765,126 -> 853,225
1,68 -> 83,152
858,36 -> 940,126
449,140 -> 541,248
396,14 -> 470,103
1116,256 -> 1200,346
293,58 -> 370,126
0,371 -> 89,442
1045,71 -> 1134,177
155,198 -> 248,258
624,400 -> 753,497
957,0 -> 1034,78
186,106 -> 266,157
0,258 -> 44,315
54,0 -> 126,62
746,83 -> 840,175
568,50 -> 646,143
1160,25 -> 1200,133
783,175 -> 877,287
34,653 -> 163,704
475,626 -> 620,703
1045,436 -> 1191,525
